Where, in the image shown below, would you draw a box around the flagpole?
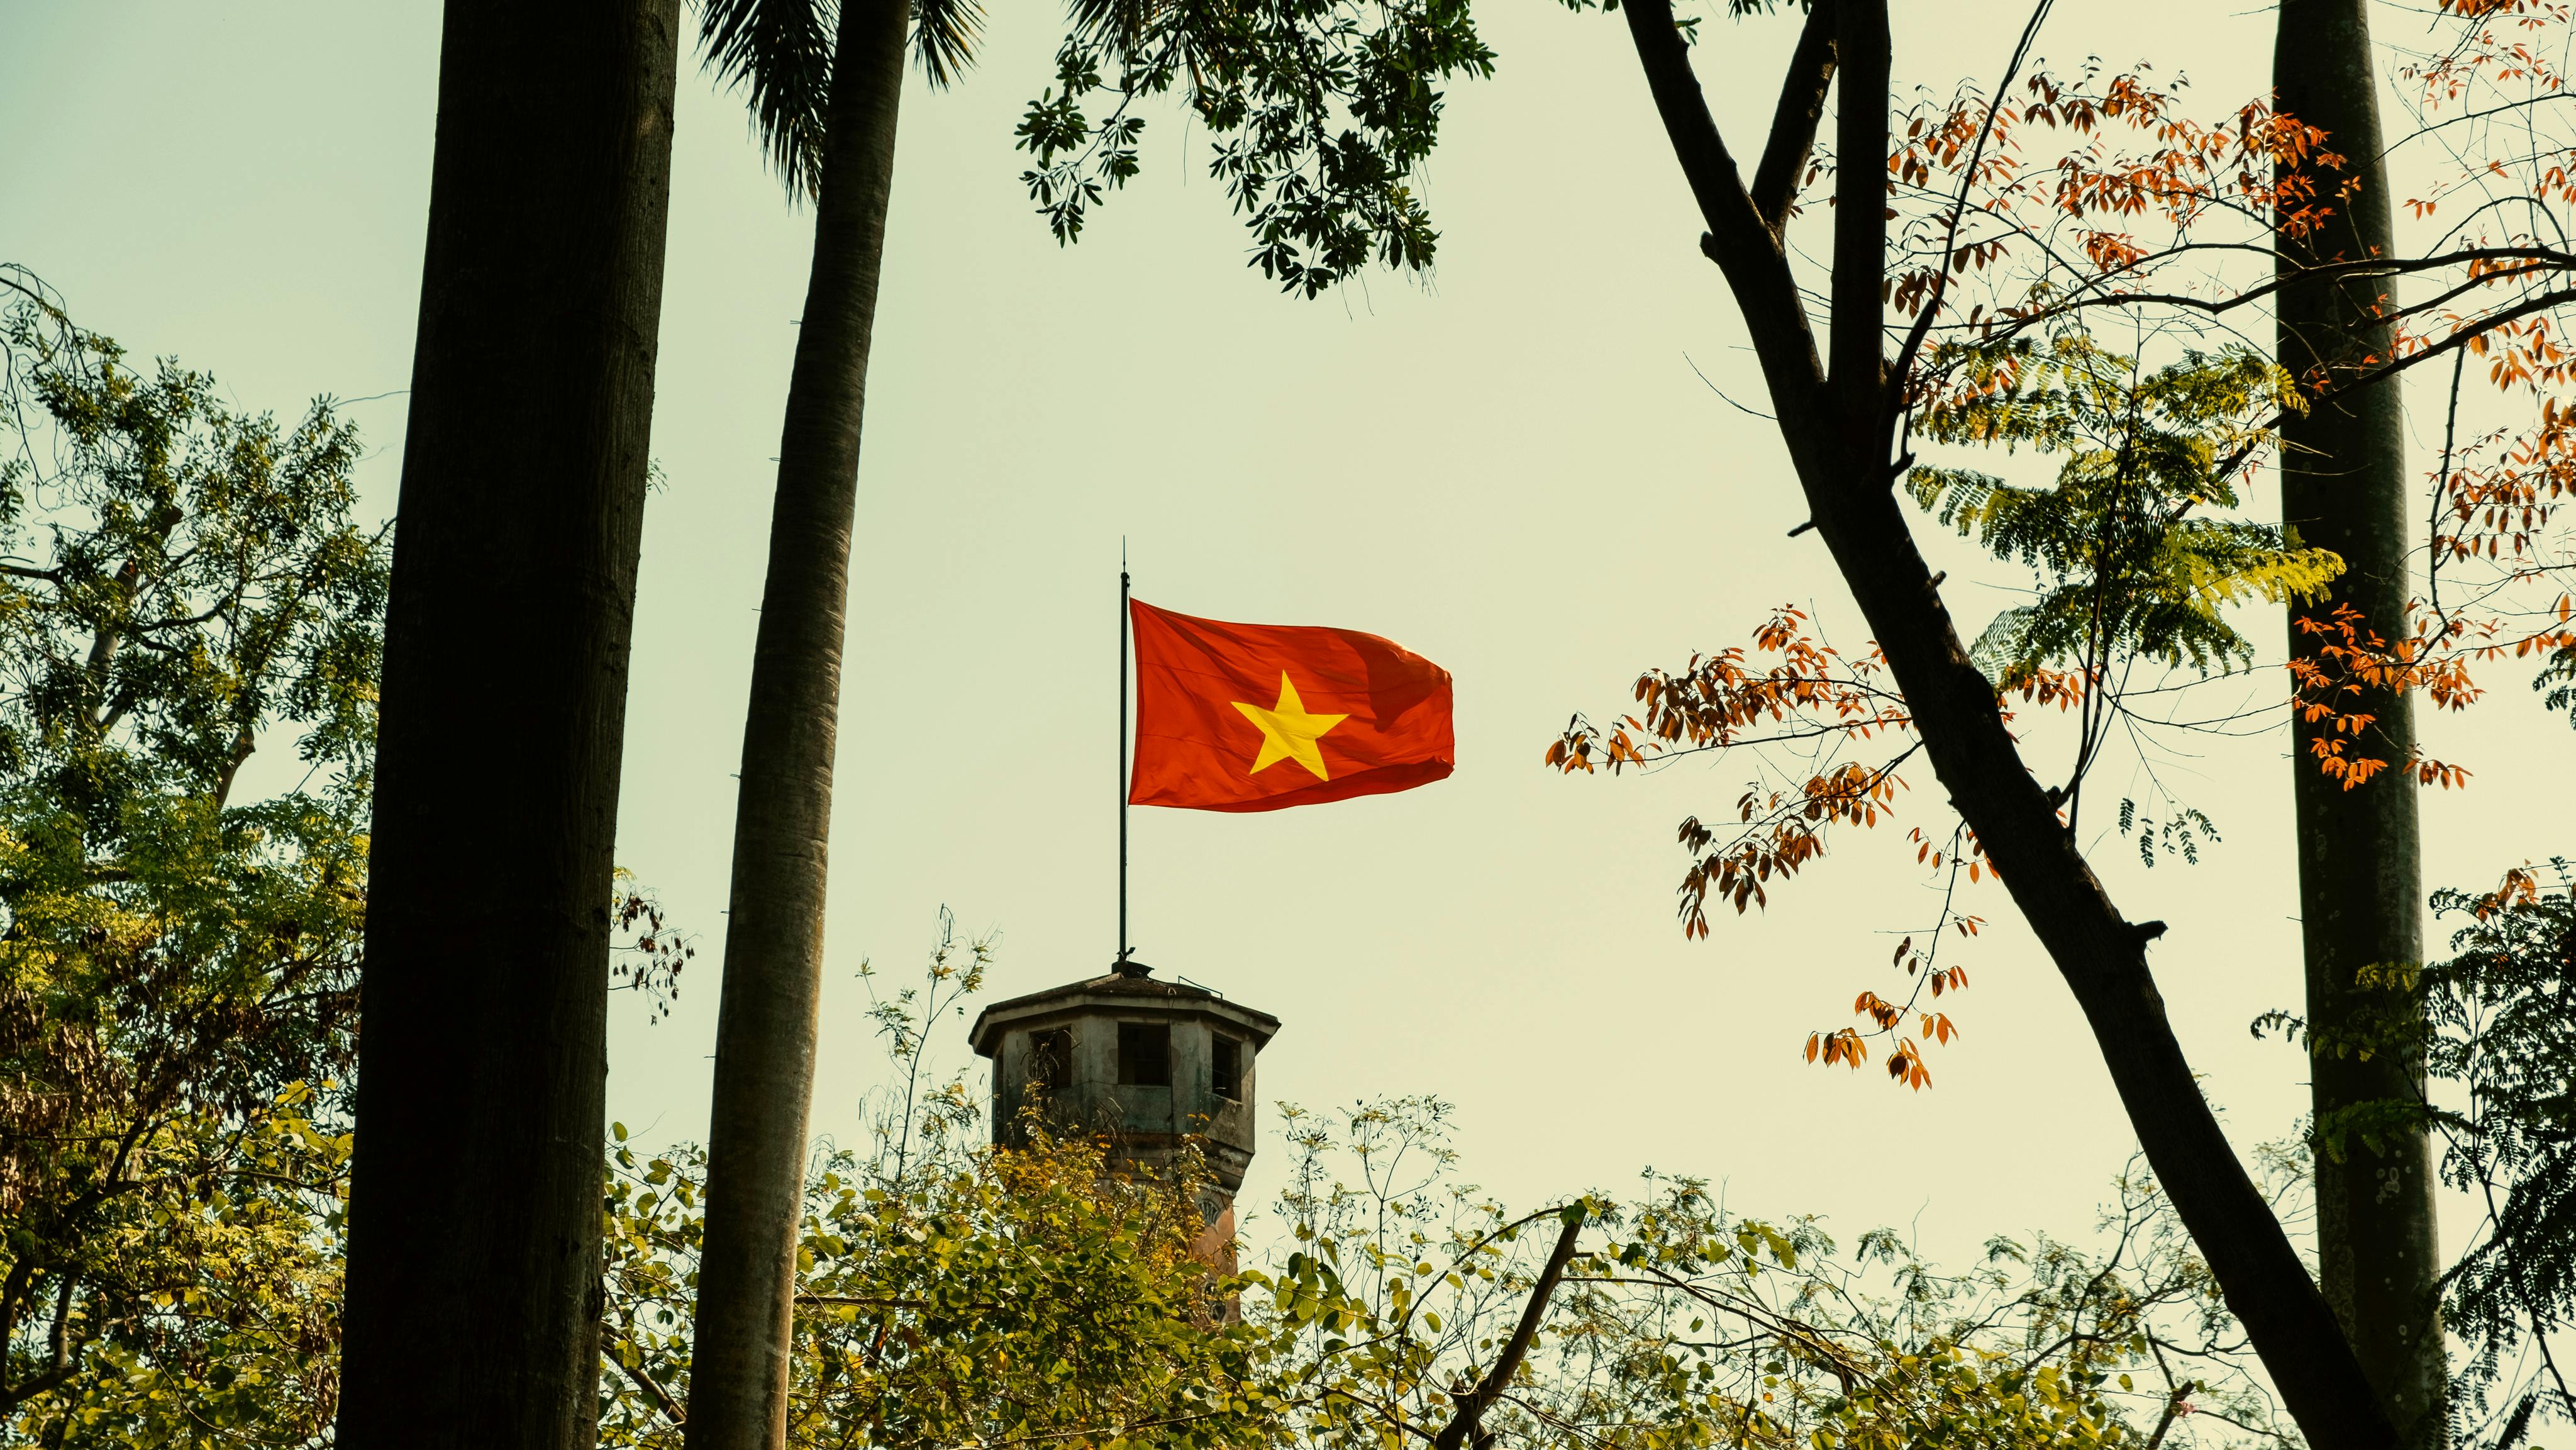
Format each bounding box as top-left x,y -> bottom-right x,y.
1118,549 -> 1131,969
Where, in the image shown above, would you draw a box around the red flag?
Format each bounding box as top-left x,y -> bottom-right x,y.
1128,600 -> 1453,812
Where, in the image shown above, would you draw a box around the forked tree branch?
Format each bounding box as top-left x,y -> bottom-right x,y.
1619,0 -> 1829,445
1750,0 -> 1838,233
1617,6 -> 2401,1446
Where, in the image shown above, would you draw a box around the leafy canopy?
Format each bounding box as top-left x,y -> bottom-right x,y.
598,931 -> 1270,1449
0,269 -> 383,1440
2420,864 -> 2576,1425
694,0 -> 1495,298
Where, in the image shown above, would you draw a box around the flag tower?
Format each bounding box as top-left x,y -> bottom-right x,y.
967,571 -> 1447,1250
967,968 -> 1280,1262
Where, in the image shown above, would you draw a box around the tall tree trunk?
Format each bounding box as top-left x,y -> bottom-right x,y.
684,0 -> 908,1444
336,4 -> 680,1448
1618,0 -> 2399,1441
2275,6 -> 2446,1442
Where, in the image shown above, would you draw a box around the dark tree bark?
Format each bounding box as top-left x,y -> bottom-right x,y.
2275,6 -> 2446,1441
335,4 -> 680,1447
1618,1 -> 2397,1443
1432,1214 -> 1585,1450
683,0 -> 908,1444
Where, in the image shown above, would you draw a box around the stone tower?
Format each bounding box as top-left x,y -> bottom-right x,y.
968,959 -> 1279,1248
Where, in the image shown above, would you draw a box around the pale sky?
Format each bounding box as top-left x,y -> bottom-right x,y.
5,0 -> 2567,1276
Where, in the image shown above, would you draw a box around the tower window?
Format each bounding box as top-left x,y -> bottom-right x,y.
1117,1022 -> 1171,1086
1211,1035 -> 1243,1101
1028,1029 -> 1072,1092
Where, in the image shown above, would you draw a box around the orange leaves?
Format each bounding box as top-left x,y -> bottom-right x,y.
1558,607 -> 1987,1092
2284,599 -> 2576,790
1548,608 -> 1924,937
1547,607 -> 1909,780
2435,1 -> 2546,24
1545,724 -> 1641,776
1885,64 -> 2333,286
2424,401 -> 2576,573
2381,4 -> 2576,703
1816,898 -> 1979,1093
1885,1043 -> 1934,1091
2307,735 -> 2389,791
1804,1021 -> 1939,1088
1672,758 -> 1914,934
2415,757 -> 2474,791
1806,1029 -> 1868,1069
2471,863 -> 2545,920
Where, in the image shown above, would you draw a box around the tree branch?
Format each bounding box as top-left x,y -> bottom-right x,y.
1890,0 -> 2054,402
1750,0 -> 1838,233
1607,3 -> 2404,1442
614,1351 -> 687,1426
1620,0 -> 1831,442
0,1271 -> 82,1416
1430,1210 -> 1584,1450
1827,0 -> 1890,406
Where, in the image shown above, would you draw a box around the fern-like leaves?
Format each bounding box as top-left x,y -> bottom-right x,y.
1909,330 -> 2340,688
2536,640 -> 2576,728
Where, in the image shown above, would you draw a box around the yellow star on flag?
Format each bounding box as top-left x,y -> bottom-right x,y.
1231,671 -> 1348,781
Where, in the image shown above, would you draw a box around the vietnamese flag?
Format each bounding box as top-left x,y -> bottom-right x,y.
1128,600 -> 1453,812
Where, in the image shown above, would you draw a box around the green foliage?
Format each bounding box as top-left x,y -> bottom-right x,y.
0,272 -> 384,1433
2263,862 -> 2576,1433
2115,798 -> 2219,869
0,274 -> 689,1439
1014,0 -> 1496,294
2419,865 -> 2576,1428
604,1134 -> 1274,1449
1909,329 -> 2341,688
698,0 -> 1494,298
7,1093 -> 347,1448
693,0 -> 843,201
600,937 -> 1273,1449
1249,1098 -> 2290,1450
2536,639 -> 2576,729
597,1062 -> 2294,1450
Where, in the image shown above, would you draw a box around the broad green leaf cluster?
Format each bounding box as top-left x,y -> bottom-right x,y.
698,0 -> 1494,300
1015,0 -> 1496,294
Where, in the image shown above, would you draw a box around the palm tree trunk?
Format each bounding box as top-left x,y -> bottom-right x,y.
684,0 -> 908,1444
336,3 -> 680,1447
2275,4 -> 2446,1443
